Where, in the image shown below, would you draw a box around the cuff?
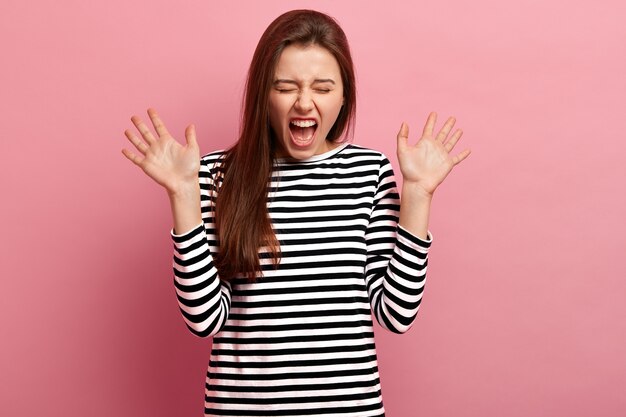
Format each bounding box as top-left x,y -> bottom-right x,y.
171,222 -> 205,243
397,224 -> 433,249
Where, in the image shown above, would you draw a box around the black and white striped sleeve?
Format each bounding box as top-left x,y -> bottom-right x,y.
363,155 -> 433,334
170,154 -> 232,338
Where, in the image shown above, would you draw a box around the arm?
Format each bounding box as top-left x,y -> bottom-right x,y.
170,157 -> 232,338
122,108 -> 231,337
172,224 -> 232,338
365,112 -> 470,333
364,157 -> 432,334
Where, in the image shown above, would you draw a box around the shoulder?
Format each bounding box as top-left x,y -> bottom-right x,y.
200,149 -> 227,165
199,149 -> 227,180
342,143 -> 389,160
339,144 -> 397,187
201,149 -> 228,168
313,144 -> 395,184
340,143 -> 392,168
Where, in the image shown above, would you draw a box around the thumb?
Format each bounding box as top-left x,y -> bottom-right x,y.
185,124 -> 198,148
396,122 -> 409,151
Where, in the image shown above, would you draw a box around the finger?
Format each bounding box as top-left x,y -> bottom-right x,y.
121,148 -> 144,166
124,129 -> 149,155
185,124 -> 197,148
422,111 -> 437,138
451,149 -> 471,166
131,115 -> 157,144
147,108 -> 170,138
436,116 -> 456,142
444,129 -> 463,152
396,122 -> 409,151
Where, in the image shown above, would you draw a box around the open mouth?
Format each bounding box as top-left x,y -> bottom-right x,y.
289,119 -> 318,147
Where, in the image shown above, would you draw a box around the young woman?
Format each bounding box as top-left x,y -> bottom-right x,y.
122,9 -> 469,417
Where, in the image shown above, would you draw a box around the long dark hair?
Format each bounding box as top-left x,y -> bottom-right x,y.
214,9 -> 357,282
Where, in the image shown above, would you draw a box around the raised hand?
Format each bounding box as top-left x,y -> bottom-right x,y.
396,112 -> 471,196
122,108 -> 200,195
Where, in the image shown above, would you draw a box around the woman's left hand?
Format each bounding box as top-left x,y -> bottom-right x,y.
397,112 -> 471,196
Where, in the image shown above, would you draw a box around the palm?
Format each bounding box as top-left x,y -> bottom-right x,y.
141,132 -> 199,187
397,112 -> 470,195
122,108 -> 200,192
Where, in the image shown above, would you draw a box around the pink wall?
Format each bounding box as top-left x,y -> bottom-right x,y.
2,0 -> 625,415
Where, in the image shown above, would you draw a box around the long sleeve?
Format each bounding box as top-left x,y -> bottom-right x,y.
171,152 -> 232,338
364,155 -> 433,334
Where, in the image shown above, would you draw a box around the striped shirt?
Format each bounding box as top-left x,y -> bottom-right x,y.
171,143 -> 432,416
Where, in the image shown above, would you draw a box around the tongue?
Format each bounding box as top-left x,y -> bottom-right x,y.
290,125 -> 316,141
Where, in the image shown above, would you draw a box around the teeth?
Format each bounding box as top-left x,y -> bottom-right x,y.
290,120 -> 317,127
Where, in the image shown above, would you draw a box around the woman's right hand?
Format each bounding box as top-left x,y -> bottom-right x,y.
122,108 -> 200,196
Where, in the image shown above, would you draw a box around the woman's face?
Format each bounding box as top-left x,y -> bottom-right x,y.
269,43 -> 344,160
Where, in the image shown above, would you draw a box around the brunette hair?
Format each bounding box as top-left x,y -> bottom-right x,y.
214,9 -> 357,282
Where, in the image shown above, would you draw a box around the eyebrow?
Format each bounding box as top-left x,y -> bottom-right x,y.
273,79 -> 336,85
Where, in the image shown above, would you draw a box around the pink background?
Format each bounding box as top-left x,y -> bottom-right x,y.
1,0 -> 625,416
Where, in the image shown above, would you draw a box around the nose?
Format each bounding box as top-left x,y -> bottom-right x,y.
294,89 -> 314,113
